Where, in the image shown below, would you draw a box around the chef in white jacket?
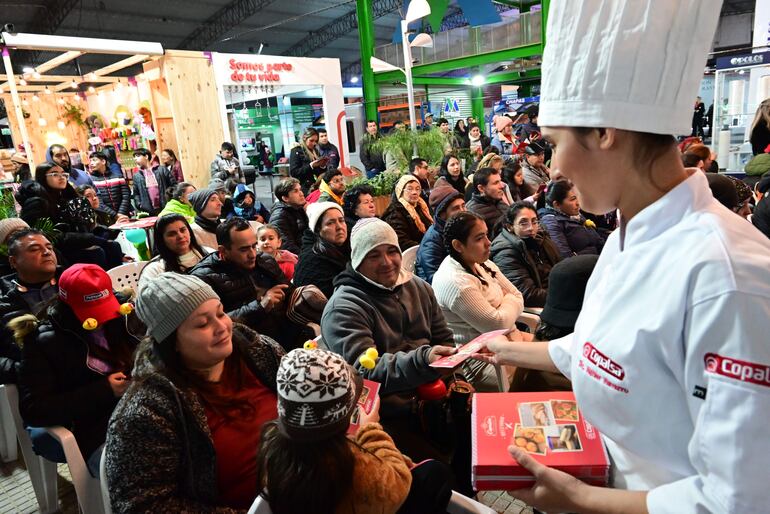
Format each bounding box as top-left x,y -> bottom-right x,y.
476,1 -> 770,513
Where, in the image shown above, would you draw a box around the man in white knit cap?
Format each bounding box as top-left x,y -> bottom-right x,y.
478,1 -> 770,513
320,218 -> 466,484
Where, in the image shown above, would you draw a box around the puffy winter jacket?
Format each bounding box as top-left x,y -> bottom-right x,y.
465,193 -> 508,237
381,201 -> 433,250
489,229 -> 561,308
359,134 -> 386,174
132,167 -> 176,215
91,168 -> 132,217
293,230 -> 350,299
415,217 -> 446,284
269,201 -> 308,255
538,206 -> 605,258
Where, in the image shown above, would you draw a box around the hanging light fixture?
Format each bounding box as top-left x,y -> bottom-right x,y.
21,97 -> 29,106
38,117 -> 47,127
71,80 -> 78,88
32,94 -> 39,102
33,72 -> 41,79
19,78 -> 27,86
57,120 -> 66,130
44,86 -> 52,95
88,86 -> 95,93
57,97 -> 65,105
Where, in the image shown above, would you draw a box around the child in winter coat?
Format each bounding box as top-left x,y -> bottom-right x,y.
230,183 -> 270,223
257,224 -> 298,281
256,348 -> 452,514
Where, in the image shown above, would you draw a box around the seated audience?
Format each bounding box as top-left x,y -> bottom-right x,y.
46,144 -> 93,188
382,175 -> 433,250
462,123 -> 491,156
432,212 -> 525,391
0,218 -> 30,277
105,273 -> 284,511
256,224 -> 298,281
682,151 -> 704,169
731,177 -> 753,219
215,178 -> 235,219
538,180 -> 605,258
317,168 -> 346,205
88,151 -> 132,218
685,143 -> 717,172
17,162 -> 124,270
138,214 -> 214,291
270,177 -> 308,255
210,141 -> 244,183
190,217 -> 308,350
502,161 -> 526,204
490,116 -> 517,158
519,141 -> 550,197
16,264 -> 142,476
466,167 -> 508,237
158,182 -> 197,222
321,219 -> 467,489
433,154 -> 469,196
511,255 -> 599,392
77,184 -> 125,232
342,184 -> 377,234
415,187 -> 466,284
260,348 -> 418,514
132,148 -> 176,216
189,188 -> 223,249
490,202 -> 561,307
0,229 -> 59,385
230,184 -> 270,223
290,128 -> 325,194
293,202 -> 350,299
409,157 -> 432,205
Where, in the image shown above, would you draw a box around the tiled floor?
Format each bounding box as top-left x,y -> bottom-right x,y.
0,457 -> 78,513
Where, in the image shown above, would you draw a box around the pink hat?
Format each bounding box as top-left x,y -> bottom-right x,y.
494,115 -> 513,132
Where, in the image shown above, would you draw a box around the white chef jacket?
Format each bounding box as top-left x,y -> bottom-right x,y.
549,171 -> 770,514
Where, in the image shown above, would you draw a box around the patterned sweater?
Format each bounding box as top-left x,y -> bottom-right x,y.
104,324 -> 283,513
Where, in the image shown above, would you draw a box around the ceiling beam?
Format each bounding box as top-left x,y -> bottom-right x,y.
176,0 -> 280,50
90,55 -> 149,77
283,0 -> 401,58
33,50 -> 83,74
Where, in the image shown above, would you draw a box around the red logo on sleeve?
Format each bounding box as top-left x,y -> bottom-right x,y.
583,343 -> 625,381
704,353 -> 770,388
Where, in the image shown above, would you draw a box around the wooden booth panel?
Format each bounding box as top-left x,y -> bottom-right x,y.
160,51 -> 225,190
1,93 -> 88,166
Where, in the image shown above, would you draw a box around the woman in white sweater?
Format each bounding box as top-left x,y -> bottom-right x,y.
432,211 -> 526,390
138,214 -> 214,291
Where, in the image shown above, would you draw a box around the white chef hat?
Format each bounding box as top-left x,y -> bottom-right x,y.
538,0 -> 723,136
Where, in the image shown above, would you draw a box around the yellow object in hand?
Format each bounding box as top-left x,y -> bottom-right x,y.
359,347 -> 379,369
118,303 -> 134,316
82,318 -> 98,330
304,340 -> 318,350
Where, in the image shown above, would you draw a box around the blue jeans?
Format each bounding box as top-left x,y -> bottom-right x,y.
27,427 -> 103,477
366,168 -> 381,179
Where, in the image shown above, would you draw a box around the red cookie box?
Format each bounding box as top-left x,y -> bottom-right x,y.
472,391 -> 610,490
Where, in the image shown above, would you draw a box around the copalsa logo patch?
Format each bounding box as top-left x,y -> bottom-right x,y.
583,343 -> 625,381
704,353 -> 770,388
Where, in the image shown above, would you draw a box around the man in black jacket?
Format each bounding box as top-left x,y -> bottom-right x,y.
359,120 -> 385,178
269,177 -> 308,255
0,229 -> 60,384
466,167 -> 508,237
189,217 -> 307,350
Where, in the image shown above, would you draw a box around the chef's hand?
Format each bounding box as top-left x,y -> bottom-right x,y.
471,335 -> 521,366
506,446 -> 585,512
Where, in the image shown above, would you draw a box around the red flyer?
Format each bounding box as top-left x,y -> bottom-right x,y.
472,392 -> 609,490
430,329 -> 511,369
347,379 -> 381,434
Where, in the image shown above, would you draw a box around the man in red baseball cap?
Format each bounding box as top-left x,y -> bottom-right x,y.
58,263 -> 123,327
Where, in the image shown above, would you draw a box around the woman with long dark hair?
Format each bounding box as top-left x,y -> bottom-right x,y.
138,214 -> 213,291
105,273 -> 284,511
431,211 -> 526,390
16,162 -> 125,269
342,183 -> 377,234
160,148 -> 184,182
289,128 -> 326,194
433,154 -> 469,196
536,180 -> 604,258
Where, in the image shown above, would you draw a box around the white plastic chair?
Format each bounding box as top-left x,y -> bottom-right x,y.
401,245 -> 419,273
0,383 -> 17,462
99,451 -> 113,514
247,489 -> 495,514
106,261 -> 149,292
0,384 -> 106,514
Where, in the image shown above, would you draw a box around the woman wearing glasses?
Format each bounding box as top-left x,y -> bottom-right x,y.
15,162 -> 125,270
490,202 -> 561,308
382,175 -> 433,250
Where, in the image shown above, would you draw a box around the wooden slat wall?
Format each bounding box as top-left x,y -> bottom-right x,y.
157,50 -> 225,190
1,93 -> 88,166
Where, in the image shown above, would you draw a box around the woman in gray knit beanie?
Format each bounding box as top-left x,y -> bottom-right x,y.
104,272 -> 286,511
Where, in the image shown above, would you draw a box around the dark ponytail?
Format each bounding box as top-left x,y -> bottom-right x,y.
444,211 -> 496,286
503,201 -> 538,232
536,179 -> 572,211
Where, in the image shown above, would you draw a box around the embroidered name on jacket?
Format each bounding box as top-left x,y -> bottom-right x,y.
578,342 -> 628,394
705,353 -> 770,388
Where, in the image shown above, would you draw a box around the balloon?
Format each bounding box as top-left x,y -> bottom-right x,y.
125,229 -> 146,244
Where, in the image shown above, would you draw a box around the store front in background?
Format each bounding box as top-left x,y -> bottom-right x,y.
211,53 -> 349,174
